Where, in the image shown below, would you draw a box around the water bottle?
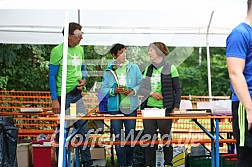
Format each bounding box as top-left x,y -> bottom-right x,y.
70,150 -> 75,167
156,146 -> 164,167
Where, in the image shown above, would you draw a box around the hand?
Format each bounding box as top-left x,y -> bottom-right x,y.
124,89 -> 134,96
77,79 -> 85,91
114,86 -> 125,94
52,99 -> 60,114
173,107 -> 179,122
247,109 -> 252,130
150,92 -> 163,100
173,107 -> 179,112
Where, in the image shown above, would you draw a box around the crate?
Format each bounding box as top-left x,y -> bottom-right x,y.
189,154 -> 237,167
221,154 -> 237,167
189,155 -> 211,167
32,141 -> 55,167
17,142 -> 32,167
190,145 -> 207,156
33,145 -> 55,167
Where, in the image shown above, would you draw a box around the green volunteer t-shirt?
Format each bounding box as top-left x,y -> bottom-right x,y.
50,43 -> 84,96
143,65 -> 179,108
115,60 -> 130,108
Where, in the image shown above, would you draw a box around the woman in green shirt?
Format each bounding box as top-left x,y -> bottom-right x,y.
140,42 -> 181,167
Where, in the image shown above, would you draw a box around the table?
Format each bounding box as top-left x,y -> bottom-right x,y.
40,115 -> 233,167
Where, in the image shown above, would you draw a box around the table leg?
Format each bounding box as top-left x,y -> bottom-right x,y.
68,142 -> 71,167
215,119 -> 220,167
193,118 -> 216,167
75,146 -> 79,167
110,127 -> 115,166
63,125 -> 67,167
211,118 -> 215,167
66,120 -> 88,167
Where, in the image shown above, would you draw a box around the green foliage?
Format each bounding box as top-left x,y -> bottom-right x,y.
0,44 -> 53,90
177,50 -> 208,96
210,54 -> 230,96
126,46 -> 149,72
84,45 -> 110,91
0,76 -> 8,90
0,44 -> 230,96
177,47 -> 230,96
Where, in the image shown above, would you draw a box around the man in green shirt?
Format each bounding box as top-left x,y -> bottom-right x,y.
49,22 -> 92,167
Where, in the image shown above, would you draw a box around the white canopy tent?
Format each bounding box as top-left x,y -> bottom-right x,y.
0,0 -> 247,104
0,0 -> 247,166
0,0 -> 247,46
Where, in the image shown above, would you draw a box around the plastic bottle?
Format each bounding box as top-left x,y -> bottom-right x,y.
156,146 -> 164,167
70,150 -> 75,167
70,103 -> 76,117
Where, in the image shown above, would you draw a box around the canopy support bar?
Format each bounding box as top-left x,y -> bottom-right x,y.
206,11 -> 214,101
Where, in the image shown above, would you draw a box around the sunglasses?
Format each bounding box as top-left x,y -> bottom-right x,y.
72,32 -> 84,38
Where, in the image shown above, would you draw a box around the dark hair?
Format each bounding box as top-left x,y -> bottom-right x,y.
62,22 -> 82,36
110,43 -> 125,55
248,0 -> 252,12
148,42 -> 169,56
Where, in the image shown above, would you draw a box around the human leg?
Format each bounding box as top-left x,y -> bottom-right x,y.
73,120 -> 92,167
124,110 -> 137,166
55,124 -> 69,165
143,119 -> 158,166
232,102 -> 252,167
60,92 -> 91,166
157,119 -> 173,166
237,146 -> 252,167
111,119 -> 127,166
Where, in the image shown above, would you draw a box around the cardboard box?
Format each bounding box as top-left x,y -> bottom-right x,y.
141,109 -> 166,117
90,147 -> 106,160
17,142 -> 32,167
92,159 -> 106,167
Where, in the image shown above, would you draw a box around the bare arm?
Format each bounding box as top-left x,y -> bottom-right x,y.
227,57 -> 252,129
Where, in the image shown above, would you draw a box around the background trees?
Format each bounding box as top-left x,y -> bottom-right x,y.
0,44 -> 230,96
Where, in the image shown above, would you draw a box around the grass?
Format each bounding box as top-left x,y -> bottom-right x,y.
105,157 -> 118,167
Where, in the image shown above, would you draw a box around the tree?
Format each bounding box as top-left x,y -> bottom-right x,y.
0,44 -> 52,90
177,47 -> 230,96
0,44 -> 230,96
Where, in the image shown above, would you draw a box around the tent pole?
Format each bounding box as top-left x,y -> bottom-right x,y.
78,9 -> 80,24
58,9 -> 69,167
206,11 -> 214,101
199,47 -> 202,65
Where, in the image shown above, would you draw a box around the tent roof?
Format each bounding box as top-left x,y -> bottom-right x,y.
0,0 -> 247,46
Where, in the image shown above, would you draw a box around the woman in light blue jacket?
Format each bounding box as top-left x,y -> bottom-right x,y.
101,43 -> 142,167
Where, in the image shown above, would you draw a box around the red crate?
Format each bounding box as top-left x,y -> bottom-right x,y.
33,145 -> 55,167
221,154 -> 237,167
